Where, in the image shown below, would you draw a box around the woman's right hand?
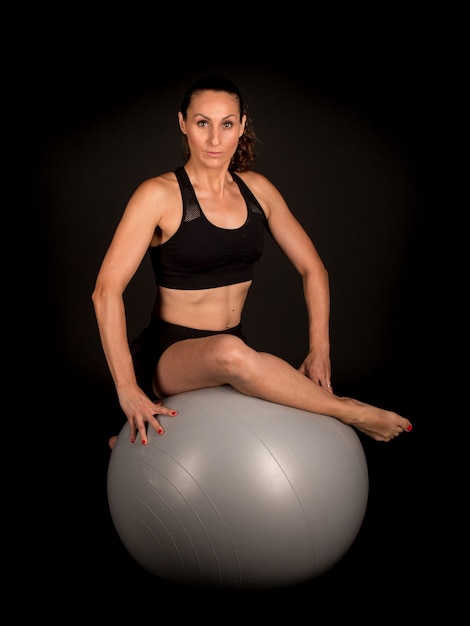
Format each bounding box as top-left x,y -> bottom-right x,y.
117,383 -> 178,445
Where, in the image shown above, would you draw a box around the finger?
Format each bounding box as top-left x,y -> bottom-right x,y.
152,414 -> 165,436
138,426 -> 148,445
147,404 -> 179,440
153,402 -> 178,417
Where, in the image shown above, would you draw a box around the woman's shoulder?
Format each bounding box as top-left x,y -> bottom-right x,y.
123,172 -> 182,222
235,170 -> 281,211
235,169 -> 277,195
139,170 -> 178,190
133,170 -> 180,201
236,169 -> 269,185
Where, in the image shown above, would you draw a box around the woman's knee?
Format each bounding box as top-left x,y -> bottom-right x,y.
213,335 -> 253,372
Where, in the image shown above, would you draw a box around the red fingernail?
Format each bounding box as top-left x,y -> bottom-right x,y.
131,438 -> 135,444
142,439 -> 147,445
158,429 -> 164,435
406,424 -> 412,432
171,411 -> 177,416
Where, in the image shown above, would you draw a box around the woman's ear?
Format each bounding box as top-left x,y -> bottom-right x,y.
178,112 -> 186,134
239,114 -> 247,138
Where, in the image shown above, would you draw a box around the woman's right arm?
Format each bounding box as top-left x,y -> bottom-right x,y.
92,176 -> 178,444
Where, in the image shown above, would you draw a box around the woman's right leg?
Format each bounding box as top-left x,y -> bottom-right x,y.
155,334 -> 412,442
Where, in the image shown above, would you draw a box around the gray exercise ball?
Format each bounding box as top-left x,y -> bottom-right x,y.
107,385 -> 368,588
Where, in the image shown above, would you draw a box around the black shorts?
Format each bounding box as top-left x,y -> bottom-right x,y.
130,315 -> 247,399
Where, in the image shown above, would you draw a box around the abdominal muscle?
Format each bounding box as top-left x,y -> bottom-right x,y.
156,280 -> 252,331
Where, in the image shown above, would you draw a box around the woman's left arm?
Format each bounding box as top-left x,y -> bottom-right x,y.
243,171 -> 333,391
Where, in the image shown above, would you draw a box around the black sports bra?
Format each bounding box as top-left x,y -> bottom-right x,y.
149,167 -> 269,290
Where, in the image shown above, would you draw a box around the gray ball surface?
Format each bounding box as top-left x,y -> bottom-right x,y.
107,385 -> 368,588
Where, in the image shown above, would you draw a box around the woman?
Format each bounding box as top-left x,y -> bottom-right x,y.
92,75 -> 412,448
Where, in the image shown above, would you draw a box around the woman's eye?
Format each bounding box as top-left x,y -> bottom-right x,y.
197,120 -> 208,127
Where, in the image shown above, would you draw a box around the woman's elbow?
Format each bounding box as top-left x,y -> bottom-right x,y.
91,281 -> 108,310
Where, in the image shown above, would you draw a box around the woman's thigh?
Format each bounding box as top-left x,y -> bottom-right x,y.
154,334 -> 250,397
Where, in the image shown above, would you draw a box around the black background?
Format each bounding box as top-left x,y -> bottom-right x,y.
19,11 -> 455,620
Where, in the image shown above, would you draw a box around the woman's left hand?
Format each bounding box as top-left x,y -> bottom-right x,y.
298,350 -> 333,393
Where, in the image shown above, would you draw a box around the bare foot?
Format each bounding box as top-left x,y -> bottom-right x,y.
109,435 -> 118,450
349,399 -> 412,442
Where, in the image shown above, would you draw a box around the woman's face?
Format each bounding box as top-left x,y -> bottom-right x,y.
178,90 -> 246,168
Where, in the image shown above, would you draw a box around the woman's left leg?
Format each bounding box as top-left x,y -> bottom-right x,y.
155,334 -> 412,442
